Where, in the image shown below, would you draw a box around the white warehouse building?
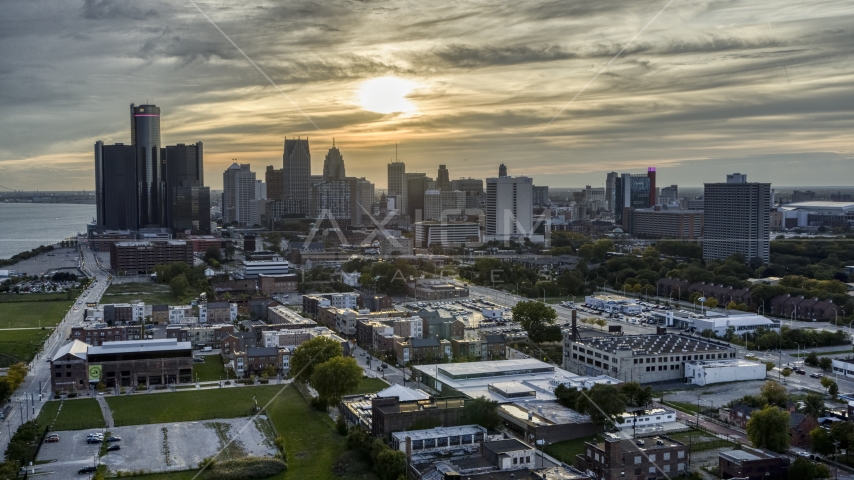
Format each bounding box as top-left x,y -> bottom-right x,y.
663,310 -> 780,336
584,295 -> 642,314
684,359 -> 767,386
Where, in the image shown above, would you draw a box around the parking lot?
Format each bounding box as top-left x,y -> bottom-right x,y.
34,417 -> 277,477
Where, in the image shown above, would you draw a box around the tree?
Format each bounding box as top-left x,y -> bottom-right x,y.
760,381 -> 788,408
170,274 -> 190,297
289,336 -> 343,383
830,421 -> 854,450
818,357 -> 832,371
310,356 -> 364,405
704,298 -> 719,309
820,376 -> 834,390
539,325 -> 564,343
828,381 -> 839,398
804,352 -> 819,367
746,405 -> 790,453
554,384 -> 580,409
375,448 -> 406,480
789,457 -> 831,480
463,396 -> 502,430
511,301 -> 557,344
204,245 -> 221,264
781,368 -> 792,381
809,427 -> 835,456
763,362 -> 776,373
802,392 -> 825,418
619,382 -> 653,408
575,383 -> 627,426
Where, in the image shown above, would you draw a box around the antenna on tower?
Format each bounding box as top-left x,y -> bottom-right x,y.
395,143 -> 398,162
333,138 -> 335,147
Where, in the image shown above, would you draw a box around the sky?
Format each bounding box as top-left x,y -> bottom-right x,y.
1,0 -> 853,191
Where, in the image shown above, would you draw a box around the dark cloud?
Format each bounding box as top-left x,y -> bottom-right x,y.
429,44 -> 576,68
81,0 -> 158,20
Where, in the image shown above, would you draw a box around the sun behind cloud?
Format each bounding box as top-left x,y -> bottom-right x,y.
357,76 -> 419,115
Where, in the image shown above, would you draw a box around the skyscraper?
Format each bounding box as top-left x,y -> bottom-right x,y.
703,173 -> 770,264
322,142 -> 346,181
485,176 -> 533,241
647,167 -> 657,206
605,172 -> 618,211
222,163 -> 258,226
387,161 -> 407,214
407,173 -> 429,221
498,164 -> 507,177
265,165 -> 284,201
130,103 -> 164,227
614,173 -> 651,223
437,165 -> 450,191
163,142 -> 210,234
96,141 -> 138,231
283,138 -> 311,215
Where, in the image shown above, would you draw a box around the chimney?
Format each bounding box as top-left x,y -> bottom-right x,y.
571,309 -> 579,341
406,436 -> 412,459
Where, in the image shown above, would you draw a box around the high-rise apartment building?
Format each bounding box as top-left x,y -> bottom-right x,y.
265,165 -> 284,201
387,161 -> 407,214
283,138 -> 311,215
440,190 -> 466,213
255,180 -> 267,200
659,185 -> 678,204
485,176 -> 533,241
130,104 -> 164,228
437,165 -> 450,191
323,143 -> 346,181
498,164 -> 507,177
163,142 -> 210,234
354,177 -> 375,225
703,173 -> 771,264
533,186 -> 549,206
96,142 -> 138,231
222,163 -> 258,226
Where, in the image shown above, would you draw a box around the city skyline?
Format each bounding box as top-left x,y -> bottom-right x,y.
1,0 -> 854,190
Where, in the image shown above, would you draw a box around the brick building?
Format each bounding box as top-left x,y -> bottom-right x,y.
110,240 -> 194,275
719,447 -> 789,480
71,324 -> 143,346
258,274 -> 298,295
576,434 -> 687,480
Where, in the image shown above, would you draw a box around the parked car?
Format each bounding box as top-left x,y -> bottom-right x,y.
381,363 -> 388,369
810,373 -> 823,379
106,445 -> 121,452
78,466 -> 98,474
107,436 -> 121,442
44,434 -> 59,443
795,369 -> 806,375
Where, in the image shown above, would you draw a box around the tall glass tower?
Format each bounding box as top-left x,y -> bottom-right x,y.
130,103 -> 163,227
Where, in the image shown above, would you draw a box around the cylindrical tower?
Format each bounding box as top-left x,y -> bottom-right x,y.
130,103 -> 163,227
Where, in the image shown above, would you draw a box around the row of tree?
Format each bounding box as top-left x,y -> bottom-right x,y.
554,382 -> 653,426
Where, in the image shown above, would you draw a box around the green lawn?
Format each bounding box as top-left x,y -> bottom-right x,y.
663,401 -> 702,414
102,282 -> 201,305
0,292 -> 75,303
0,297 -> 74,329
543,435 -> 596,465
106,386 -> 282,426
38,399 -> 106,431
0,328 -> 51,366
350,377 -> 388,394
665,429 -> 735,452
193,355 -> 226,382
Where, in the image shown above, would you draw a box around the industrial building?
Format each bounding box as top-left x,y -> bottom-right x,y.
577,434 -> 687,480
562,333 -> 736,384
498,400 -> 597,444
413,358 -> 620,401
662,309 -> 780,337
109,240 -> 194,275
51,338 -> 193,391
684,359 -> 767,386
719,447 -> 790,480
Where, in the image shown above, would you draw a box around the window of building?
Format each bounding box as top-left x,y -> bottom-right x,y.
55,372 -> 62,377
663,465 -> 671,472
649,467 -> 656,474
513,458 -> 518,465
678,463 -> 685,471
678,451 -> 685,459
663,452 -> 670,460
634,456 -> 642,464
526,456 -> 531,463
66,372 -> 71,377
649,454 -> 656,462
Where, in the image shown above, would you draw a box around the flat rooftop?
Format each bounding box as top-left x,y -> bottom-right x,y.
573,334 -> 732,356
88,338 -> 192,355
687,359 -> 764,368
391,425 -> 485,442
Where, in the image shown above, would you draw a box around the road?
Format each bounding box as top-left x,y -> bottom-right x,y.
0,242 -> 112,455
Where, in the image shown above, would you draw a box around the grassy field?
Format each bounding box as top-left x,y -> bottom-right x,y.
350,377 -> 388,394
104,385 -> 371,480
38,399 -> 106,431
0,328 -> 51,366
0,297 -> 74,329
666,429 -> 735,452
193,355 -> 226,382
106,386 -> 282,426
663,400 -> 702,414
0,292 -> 74,303
543,435 -> 596,464
101,282 -> 201,305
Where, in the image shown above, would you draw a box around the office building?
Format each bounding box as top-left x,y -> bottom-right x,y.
485,176 -> 533,241
659,184 -> 678,204
577,434 -> 688,480
130,103 -> 164,227
614,173 -> 651,223
437,164 -> 450,191
605,171 -> 618,210
532,185 -> 549,206
380,236 -> 413,256
388,161 -> 407,214
563,333 -> 736,384
242,258 -> 290,278
424,189 -> 442,221
354,177 -> 375,225
450,178 -> 484,195
322,142 -> 346,181
414,222 -> 481,247
164,142 -> 210,234
109,240 -> 193,275
441,190 -> 466,214
647,167 -> 657,205
283,138 -> 312,215
265,165 -> 284,201
312,178 -> 354,223
222,163 -> 258,226
703,174 -> 771,263
498,164 -> 507,177
255,180 -> 266,200
407,174 -> 430,220
622,207 -> 703,239
95,142 -> 138,230
51,338 -> 193,391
